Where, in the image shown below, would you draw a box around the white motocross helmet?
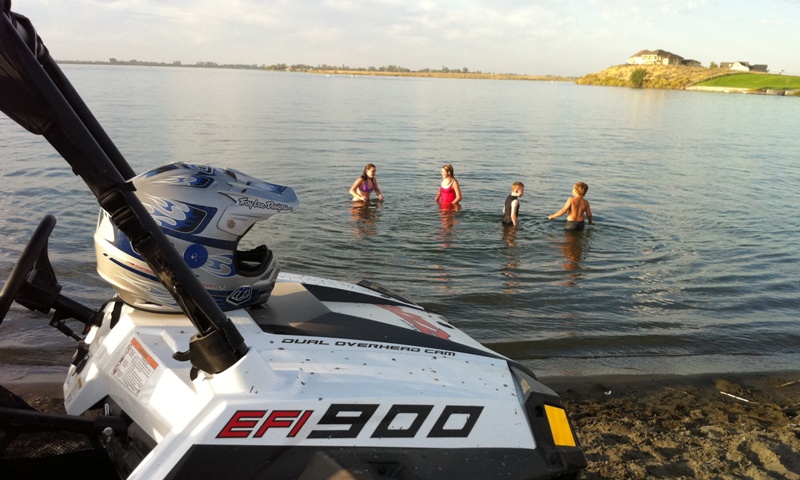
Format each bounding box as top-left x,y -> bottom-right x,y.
95,162 -> 299,312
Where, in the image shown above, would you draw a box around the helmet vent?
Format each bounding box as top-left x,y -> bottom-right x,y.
235,245 -> 273,277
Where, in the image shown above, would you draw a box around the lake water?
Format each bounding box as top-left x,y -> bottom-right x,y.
1,65 -> 798,379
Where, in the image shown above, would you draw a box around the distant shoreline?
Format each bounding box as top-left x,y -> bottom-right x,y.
57,59 -> 262,69
55,60 -> 576,82
306,70 -> 575,82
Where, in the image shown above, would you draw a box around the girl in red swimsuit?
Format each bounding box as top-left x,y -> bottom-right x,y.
434,164 -> 462,205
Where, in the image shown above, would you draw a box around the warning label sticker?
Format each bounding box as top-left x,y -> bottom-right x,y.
112,337 -> 159,396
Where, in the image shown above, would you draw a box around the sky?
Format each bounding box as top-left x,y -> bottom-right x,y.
11,0 -> 800,77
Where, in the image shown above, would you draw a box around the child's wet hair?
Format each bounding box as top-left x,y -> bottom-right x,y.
574,182 -> 588,196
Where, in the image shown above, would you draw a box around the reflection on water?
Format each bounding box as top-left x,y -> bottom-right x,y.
349,201 -> 380,239
436,203 -> 461,248
555,228 -> 592,286
501,224 -> 520,293
431,203 -> 462,291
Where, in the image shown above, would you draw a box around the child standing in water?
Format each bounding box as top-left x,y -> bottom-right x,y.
434,164 -> 462,205
349,163 -> 384,202
502,181 -> 525,226
548,181 -> 593,230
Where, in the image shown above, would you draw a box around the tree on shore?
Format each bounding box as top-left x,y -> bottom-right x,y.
629,68 -> 648,88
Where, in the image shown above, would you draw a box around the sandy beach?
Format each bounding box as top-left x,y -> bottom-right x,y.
4,371 -> 800,479
546,371 -> 800,479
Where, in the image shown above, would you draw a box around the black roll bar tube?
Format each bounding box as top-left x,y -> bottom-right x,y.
0,2 -> 247,374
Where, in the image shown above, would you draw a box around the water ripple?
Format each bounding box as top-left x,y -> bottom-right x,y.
2,69 -> 798,375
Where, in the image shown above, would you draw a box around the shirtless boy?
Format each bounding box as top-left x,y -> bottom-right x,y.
548,182 -> 593,230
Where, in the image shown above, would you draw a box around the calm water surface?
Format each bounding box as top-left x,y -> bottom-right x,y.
1,65 -> 798,378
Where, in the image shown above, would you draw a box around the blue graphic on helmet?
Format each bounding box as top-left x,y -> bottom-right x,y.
183,244 -> 208,269
174,173 -> 215,188
141,163 -> 180,179
147,198 -> 217,235
142,163 -> 215,188
203,254 -> 235,278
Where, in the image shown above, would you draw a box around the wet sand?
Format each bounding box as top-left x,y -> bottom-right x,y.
5,371 -> 800,479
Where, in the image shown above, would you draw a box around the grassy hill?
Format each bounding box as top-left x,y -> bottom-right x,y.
578,65 -> 800,94
577,65 -> 730,89
695,73 -> 800,90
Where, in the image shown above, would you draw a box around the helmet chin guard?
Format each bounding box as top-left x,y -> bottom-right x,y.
95,162 -> 299,312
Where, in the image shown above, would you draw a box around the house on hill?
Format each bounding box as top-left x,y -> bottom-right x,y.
720,61 -> 768,72
627,49 -> 684,66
